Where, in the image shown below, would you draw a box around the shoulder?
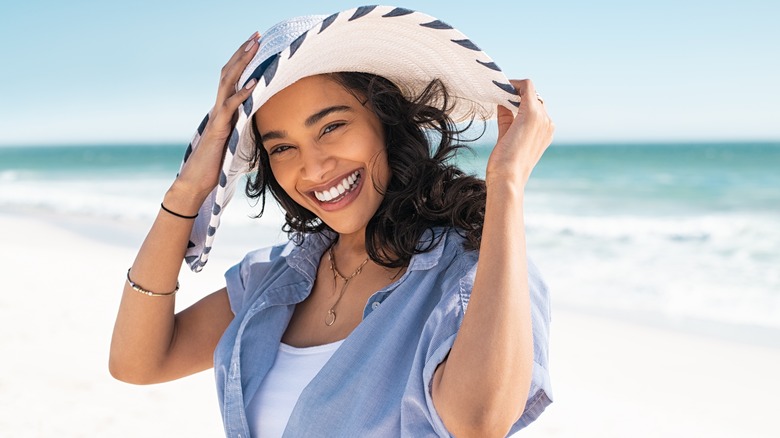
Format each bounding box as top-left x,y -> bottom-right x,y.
224,233 -> 331,314
227,240 -> 295,284
429,227 -> 547,297
408,228 -> 478,321
231,232 -> 331,278
234,240 -> 297,273
416,227 -> 478,272
417,227 -> 549,333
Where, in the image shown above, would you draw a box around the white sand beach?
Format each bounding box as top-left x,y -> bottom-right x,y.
1,211 -> 778,437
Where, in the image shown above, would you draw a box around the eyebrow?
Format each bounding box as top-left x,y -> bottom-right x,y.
260,105 -> 353,143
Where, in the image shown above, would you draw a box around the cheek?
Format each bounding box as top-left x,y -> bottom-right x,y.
363,153 -> 390,199
372,145 -> 391,181
269,163 -> 301,198
359,128 -> 388,171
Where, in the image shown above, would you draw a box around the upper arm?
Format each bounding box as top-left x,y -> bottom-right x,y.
162,244 -> 282,379
430,256 -> 553,436
157,288 -> 234,381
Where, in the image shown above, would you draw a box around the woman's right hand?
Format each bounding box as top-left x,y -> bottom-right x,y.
169,32 -> 261,209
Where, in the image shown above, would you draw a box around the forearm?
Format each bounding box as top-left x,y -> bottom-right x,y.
109,185 -> 204,383
434,179 -> 534,436
109,34 -> 261,384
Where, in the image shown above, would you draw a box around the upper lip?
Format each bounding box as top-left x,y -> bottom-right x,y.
302,168 -> 362,195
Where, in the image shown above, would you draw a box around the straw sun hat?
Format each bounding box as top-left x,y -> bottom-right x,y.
183,4 -> 520,272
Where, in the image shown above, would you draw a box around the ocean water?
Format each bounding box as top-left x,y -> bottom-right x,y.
1,142 -> 779,331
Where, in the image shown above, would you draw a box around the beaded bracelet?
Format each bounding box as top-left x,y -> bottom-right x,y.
126,269 -> 179,297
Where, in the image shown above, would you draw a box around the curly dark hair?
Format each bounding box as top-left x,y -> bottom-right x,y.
245,72 -> 487,268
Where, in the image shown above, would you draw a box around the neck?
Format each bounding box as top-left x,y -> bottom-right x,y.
331,229 -> 370,270
329,229 -> 407,284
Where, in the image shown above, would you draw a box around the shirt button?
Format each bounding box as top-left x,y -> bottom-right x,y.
371,301 -> 380,310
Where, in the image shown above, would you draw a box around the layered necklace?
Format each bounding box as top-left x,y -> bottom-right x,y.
325,245 -> 369,326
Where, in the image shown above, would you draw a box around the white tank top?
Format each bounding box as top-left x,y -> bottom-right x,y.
247,339 -> 345,437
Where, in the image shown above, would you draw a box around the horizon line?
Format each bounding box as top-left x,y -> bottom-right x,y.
1,139 -> 779,148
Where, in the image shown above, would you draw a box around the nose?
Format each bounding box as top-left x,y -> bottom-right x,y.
299,143 -> 336,183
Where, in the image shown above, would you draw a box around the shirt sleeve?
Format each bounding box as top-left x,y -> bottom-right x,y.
508,257 -> 553,434
224,255 -> 250,316
420,256 -> 553,437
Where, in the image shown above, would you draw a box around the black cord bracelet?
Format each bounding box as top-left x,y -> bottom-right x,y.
160,202 -> 198,219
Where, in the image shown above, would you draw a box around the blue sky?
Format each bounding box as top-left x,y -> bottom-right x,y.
1,0 -> 778,145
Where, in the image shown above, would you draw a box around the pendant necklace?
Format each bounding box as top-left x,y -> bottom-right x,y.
325,245 -> 369,326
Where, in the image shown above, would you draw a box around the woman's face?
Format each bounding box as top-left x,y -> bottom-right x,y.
254,74 -> 390,237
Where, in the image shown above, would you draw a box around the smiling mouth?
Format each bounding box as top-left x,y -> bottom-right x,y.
313,170 -> 362,203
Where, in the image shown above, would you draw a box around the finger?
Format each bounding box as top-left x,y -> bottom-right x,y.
511,79 -> 546,108
216,33 -> 261,103
223,37 -> 260,86
228,78 -> 258,107
213,78 -> 258,126
510,79 -> 549,118
509,79 -> 533,100
224,31 -> 259,70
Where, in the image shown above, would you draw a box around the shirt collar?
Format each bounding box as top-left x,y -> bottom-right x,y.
286,231 -> 334,282
285,227 -> 451,277
408,227 -> 449,271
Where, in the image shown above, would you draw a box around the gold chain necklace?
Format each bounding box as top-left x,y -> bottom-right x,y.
325,245 -> 369,326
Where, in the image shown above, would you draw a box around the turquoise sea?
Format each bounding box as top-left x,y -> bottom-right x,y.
1,142 -> 779,331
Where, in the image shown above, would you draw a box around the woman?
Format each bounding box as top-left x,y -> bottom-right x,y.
110,6 -> 553,437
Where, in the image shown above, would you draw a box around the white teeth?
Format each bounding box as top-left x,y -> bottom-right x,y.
314,171 -> 360,202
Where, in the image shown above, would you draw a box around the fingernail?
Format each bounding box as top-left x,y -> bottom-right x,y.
246,31 -> 258,41
245,78 -> 257,89
244,39 -> 255,52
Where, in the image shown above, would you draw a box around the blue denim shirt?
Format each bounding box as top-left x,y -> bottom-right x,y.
215,228 -> 552,437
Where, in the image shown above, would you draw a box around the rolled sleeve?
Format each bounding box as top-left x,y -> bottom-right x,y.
510,257 -> 553,433
415,256 -> 553,437
422,333 -> 459,437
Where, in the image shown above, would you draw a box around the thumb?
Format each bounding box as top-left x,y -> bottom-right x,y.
496,105 -> 516,143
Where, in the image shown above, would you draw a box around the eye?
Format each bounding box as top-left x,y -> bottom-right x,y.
269,145 -> 293,155
321,122 -> 345,136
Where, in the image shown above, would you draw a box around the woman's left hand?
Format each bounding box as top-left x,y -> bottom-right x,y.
486,79 -> 555,188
